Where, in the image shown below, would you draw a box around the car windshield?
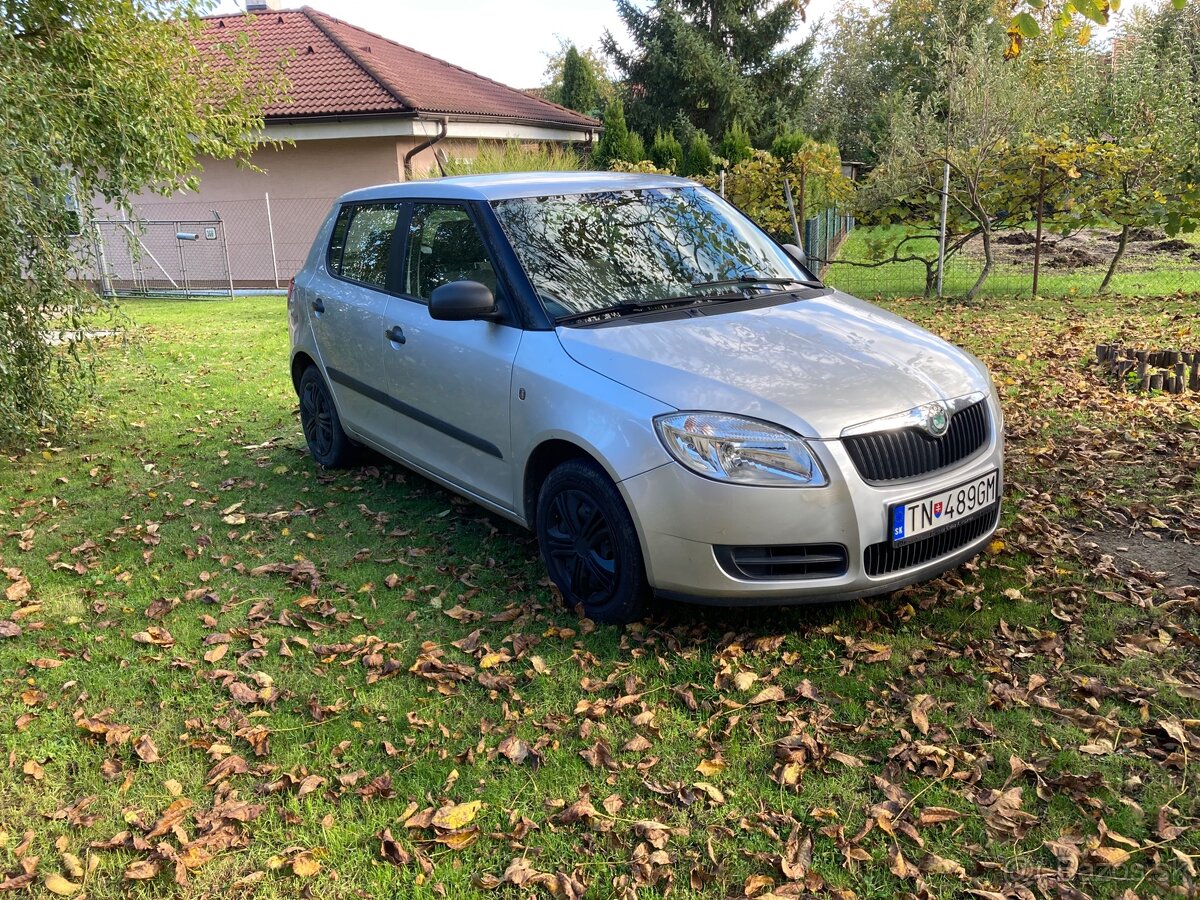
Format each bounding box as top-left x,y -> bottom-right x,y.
490,186 -> 817,320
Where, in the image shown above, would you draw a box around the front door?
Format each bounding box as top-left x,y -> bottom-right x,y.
381,201 -> 522,510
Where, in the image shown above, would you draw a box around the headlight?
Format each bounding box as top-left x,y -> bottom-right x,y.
653,412 -> 827,487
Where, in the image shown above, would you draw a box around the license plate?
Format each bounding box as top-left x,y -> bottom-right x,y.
889,470 -> 999,544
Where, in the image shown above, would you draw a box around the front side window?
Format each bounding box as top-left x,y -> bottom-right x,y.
491,187 -> 814,319
337,203 -> 401,288
404,204 -> 498,301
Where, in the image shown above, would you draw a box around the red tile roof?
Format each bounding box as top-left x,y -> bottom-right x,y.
199,7 -> 600,130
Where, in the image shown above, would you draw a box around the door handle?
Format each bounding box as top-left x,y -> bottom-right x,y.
311,298 -> 325,314
385,325 -> 406,345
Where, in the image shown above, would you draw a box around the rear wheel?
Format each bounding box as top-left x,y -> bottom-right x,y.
536,459 -> 650,624
298,366 -> 353,468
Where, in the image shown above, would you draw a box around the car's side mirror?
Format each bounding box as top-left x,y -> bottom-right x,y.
782,243 -> 808,268
428,280 -> 497,321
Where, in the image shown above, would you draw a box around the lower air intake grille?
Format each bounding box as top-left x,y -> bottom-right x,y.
715,543 -> 849,581
864,505 -> 999,577
843,400 -> 990,483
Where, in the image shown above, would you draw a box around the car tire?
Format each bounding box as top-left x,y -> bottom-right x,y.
297,366 -> 354,468
536,459 -> 650,624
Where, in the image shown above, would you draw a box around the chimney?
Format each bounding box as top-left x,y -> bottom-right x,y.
246,0 -> 284,10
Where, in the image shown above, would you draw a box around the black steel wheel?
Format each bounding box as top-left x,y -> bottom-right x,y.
536,459 -> 650,624
297,366 -> 353,468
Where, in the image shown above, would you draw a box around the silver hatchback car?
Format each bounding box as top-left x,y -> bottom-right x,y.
288,173 -> 1003,623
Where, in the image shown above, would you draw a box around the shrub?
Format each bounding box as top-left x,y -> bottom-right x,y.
439,141 -> 583,175
649,130 -> 685,172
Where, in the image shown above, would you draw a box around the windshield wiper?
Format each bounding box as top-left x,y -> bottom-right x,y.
554,277 -> 827,326
690,275 -> 825,291
554,296 -> 700,325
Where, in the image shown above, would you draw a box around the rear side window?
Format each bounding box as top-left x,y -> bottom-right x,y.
326,206 -> 352,273
328,202 -> 401,288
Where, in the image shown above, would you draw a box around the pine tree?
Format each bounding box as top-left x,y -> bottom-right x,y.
602,0 -> 816,144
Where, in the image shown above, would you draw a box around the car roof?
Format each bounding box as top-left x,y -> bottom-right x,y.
337,171 -> 697,204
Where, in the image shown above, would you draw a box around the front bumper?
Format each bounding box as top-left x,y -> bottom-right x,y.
618,407 -> 1003,607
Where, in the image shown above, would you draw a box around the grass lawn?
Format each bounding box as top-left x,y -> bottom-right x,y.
826,225 -> 1200,300
1,294 -> 1198,898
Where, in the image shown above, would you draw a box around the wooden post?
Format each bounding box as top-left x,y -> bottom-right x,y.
1150,373 -> 1164,391
1032,155 -> 1046,298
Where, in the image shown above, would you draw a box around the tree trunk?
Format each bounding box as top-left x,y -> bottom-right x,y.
1099,224 -> 1129,294
964,226 -> 992,303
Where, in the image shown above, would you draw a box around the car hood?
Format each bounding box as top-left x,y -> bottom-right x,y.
555,291 -> 990,439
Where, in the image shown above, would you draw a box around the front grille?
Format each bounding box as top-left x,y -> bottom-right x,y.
843,400 -> 990,483
716,543 -> 848,581
863,504 -> 999,577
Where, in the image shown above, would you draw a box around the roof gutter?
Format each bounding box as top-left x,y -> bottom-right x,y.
264,111 -> 601,132
403,116 -> 449,180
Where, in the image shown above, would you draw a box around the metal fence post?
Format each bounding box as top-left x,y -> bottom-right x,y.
93,221 -> 114,297
265,192 -> 280,290
1032,155 -> 1046,298
175,220 -> 191,299
220,218 -> 235,300
936,161 -> 950,299
783,178 -> 803,251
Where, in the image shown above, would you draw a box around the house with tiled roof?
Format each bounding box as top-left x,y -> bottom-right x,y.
109,1 -> 600,286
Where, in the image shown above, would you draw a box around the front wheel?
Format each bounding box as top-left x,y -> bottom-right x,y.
297,366 -> 354,468
536,459 -> 650,624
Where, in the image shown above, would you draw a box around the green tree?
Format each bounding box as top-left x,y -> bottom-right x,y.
719,122 -> 754,166
628,131 -> 647,163
649,129 -> 685,171
593,98 -> 643,167
803,0 -> 1005,163
681,133 -> 714,177
541,39 -> 612,114
602,0 -> 817,144
559,45 -> 601,115
0,0 -> 278,448
853,31 -> 1047,300
1061,36 -> 1200,290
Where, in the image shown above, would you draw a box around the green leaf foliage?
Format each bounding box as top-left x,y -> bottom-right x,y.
592,98 -> 644,168
681,133 -> 714,177
649,129 -> 685,172
0,0 -> 279,449
601,0 -> 817,145
719,122 -> 754,166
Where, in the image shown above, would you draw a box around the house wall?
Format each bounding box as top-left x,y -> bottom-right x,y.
102,137 -> 404,286
93,130 -> 582,288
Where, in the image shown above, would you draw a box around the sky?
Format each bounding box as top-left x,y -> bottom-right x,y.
212,0 -> 840,88
213,0 -> 1154,91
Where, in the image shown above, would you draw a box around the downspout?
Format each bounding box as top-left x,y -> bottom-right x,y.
404,117 -> 449,180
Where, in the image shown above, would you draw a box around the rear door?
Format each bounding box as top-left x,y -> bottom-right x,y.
381,201 -> 523,509
308,202 -> 402,443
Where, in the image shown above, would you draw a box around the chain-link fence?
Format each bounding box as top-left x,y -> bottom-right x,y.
90,219 -> 233,299
88,194 -> 335,292
711,164 -> 1199,300
820,223 -> 1200,301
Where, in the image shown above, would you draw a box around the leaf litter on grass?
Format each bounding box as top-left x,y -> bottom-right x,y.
0,296 -> 1197,898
